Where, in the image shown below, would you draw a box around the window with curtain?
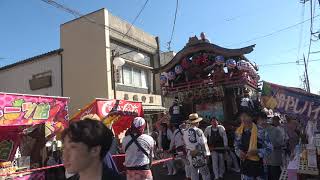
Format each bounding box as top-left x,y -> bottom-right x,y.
121,65 -> 148,89
123,66 -> 132,85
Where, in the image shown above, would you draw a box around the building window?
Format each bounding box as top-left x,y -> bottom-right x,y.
29,71 -> 52,90
121,65 -> 148,89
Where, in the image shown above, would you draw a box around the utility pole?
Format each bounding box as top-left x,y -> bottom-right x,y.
303,54 -> 311,92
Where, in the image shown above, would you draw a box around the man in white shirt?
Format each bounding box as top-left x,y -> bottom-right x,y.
204,117 -> 228,180
122,117 -> 155,180
169,123 -> 191,179
183,113 -> 211,180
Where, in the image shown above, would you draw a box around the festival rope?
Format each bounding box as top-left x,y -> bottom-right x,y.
0,157 -> 173,177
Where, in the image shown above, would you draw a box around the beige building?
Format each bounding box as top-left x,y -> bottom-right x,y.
0,8 -> 165,126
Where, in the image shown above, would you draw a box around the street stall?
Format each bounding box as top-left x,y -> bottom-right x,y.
0,92 -> 69,180
71,98 -> 144,173
71,98 -> 144,139
154,33 -> 260,124
262,81 -> 320,180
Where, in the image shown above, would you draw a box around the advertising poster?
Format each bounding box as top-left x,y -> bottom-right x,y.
262,81 -> 320,126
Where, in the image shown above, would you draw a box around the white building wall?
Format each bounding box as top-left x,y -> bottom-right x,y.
0,54 -> 62,96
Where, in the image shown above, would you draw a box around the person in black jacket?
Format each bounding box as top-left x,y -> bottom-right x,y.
62,118 -> 123,180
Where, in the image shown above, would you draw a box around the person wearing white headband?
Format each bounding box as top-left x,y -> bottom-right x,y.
122,117 -> 155,180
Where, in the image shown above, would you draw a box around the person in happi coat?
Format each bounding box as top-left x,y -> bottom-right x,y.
234,108 -> 272,180
183,113 -> 211,180
122,117 -> 155,180
204,117 -> 228,180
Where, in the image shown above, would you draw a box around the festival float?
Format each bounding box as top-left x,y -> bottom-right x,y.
155,33 -> 260,123
0,92 -> 69,179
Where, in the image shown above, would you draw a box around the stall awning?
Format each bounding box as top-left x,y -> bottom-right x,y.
143,105 -> 167,112
71,99 -> 144,136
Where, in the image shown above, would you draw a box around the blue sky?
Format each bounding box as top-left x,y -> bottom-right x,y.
1,0 -> 319,93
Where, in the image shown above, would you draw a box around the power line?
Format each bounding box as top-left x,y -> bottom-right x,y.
167,0 -> 179,51
122,0 -> 150,39
40,0 -> 158,52
259,58 -> 320,67
297,3 -> 306,59
306,0 -> 317,65
310,50 -> 320,54
228,14 -> 320,47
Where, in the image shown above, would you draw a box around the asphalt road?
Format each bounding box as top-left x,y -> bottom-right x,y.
152,163 -> 241,180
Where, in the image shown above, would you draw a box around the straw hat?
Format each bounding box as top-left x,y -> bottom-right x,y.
187,113 -> 203,124
81,114 -> 101,121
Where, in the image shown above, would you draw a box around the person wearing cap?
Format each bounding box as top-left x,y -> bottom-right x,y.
234,109 -> 272,180
183,113 -> 211,180
122,117 -> 155,180
169,123 -> 191,179
204,117 -> 228,180
262,113 -> 283,180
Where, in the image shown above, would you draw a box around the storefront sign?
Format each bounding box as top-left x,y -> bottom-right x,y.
261,81 -> 320,124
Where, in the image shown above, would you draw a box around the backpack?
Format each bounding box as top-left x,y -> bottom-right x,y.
161,132 -> 171,151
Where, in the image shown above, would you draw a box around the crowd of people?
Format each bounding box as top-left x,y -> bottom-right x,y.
56,103 -> 307,180
152,108 -> 305,180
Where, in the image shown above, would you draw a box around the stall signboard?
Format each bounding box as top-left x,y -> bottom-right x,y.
0,93 -> 69,162
72,99 -> 144,136
261,81 -> 320,126
0,93 -> 69,131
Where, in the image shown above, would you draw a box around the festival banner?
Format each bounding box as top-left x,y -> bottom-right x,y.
0,93 -> 69,133
71,99 -> 144,136
261,81 -> 320,125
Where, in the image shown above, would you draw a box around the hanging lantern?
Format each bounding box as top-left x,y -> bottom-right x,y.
160,75 -> 167,85
255,74 -> 260,81
167,71 -> 176,80
237,60 -> 247,71
133,53 -> 145,62
113,57 -> 125,67
175,64 -> 183,74
215,56 -> 225,65
161,72 -> 168,78
181,58 -> 191,69
226,59 -> 237,69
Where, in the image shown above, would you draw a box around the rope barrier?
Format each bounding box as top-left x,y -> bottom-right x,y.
0,157 -> 173,177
